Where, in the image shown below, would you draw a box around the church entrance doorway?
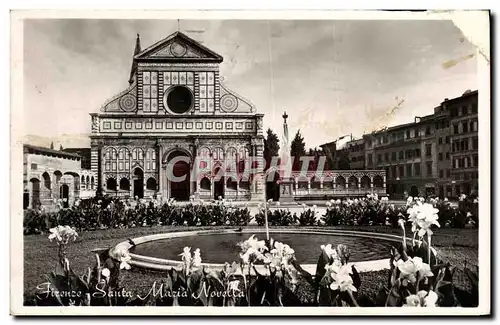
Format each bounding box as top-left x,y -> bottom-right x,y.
167,151 -> 191,201
133,168 -> 144,199
213,167 -> 224,199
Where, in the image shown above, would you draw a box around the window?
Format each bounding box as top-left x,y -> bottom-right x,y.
472,137 -> 478,150
472,120 -> 478,132
30,163 -> 37,170
399,165 -> 404,178
451,107 -> 458,118
426,144 -> 432,157
462,121 -> 468,133
461,105 -> 468,116
377,154 -> 382,163
368,154 -> 373,164
426,162 -> 433,177
384,153 -> 389,162
472,103 -> 478,114
391,165 -> 397,178
391,152 -> 396,161
453,124 -> 459,135
439,169 -> 444,178
438,153 -> 443,161
406,130 -> 410,139
406,164 -> 412,177
473,155 -> 478,167
438,137 -> 443,145
399,151 -> 404,160
445,136 -> 450,144
446,152 -> 450,160
446,169 -> 451,178
414,163 -> 421,176
415,148 -> 421,157
425,127 -> 431,136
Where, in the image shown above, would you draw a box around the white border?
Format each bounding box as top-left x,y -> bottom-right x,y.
9,9 -> 491,316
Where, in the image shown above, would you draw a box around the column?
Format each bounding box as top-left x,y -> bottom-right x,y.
319,179 -> 323,189
155,142 -> 161,196
251,144 -> 256,194
307,179 -> 311,194
383,175 -> 387,193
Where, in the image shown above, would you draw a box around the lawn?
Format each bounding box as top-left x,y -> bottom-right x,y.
23,225 -> 478,305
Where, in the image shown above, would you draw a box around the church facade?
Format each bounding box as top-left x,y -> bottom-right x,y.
90,32 -> 265,202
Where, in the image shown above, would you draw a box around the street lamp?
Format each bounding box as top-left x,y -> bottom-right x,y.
396,177 -> 401,200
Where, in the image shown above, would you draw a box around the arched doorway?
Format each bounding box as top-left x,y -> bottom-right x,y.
213,167 -> 224,200
361,176 -> 371,189
410,185 -> 419,197
29,178 -> 40,208
133,168 -> 144,198
167,151 -> 190,201
60,184 -> 69,208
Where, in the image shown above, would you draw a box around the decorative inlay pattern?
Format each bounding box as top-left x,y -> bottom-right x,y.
119,94 -> 137,112
170,42 -> 187,57
220,94 -> 238,112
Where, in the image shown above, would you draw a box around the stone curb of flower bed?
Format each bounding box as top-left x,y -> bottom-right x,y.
112,228 -> 412,274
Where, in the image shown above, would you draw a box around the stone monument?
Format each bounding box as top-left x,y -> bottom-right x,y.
279,112 -> 294,202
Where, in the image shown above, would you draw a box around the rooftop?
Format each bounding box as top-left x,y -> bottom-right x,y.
24,144 -> 81,160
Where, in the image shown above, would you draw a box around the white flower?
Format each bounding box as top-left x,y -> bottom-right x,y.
473,198 -> 478,204
192,248 -> 202,269
268,241 -> 295,268
179,247 -> 192,265
101,268 -> 110,279
395,256 -> 433,284
403,294 -> 421,307
238,235 -> 268,264
407,196 -> 414,205
321,244 -> 338,261
110,246 -> 132,270
422,290 -> 438,307
459,194 -> 467,201
404,290 -> 438,307
407,202 -> 440,236
275,201 -> 281,207
327,263 -> 356,292
48,225 -> 78,244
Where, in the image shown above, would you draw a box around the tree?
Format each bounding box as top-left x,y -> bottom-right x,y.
50,142 -> 54,149
264,128 -> 280,170
264,128 -> 281,200
59,144 -> 63,151
265,128 -> 280,157
290,130 -> 306,171
337,149 -> 351,170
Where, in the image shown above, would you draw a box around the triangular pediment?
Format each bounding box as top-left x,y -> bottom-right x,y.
134,31 -> 223,63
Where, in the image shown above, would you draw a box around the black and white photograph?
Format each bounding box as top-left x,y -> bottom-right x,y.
10,10 -> 491,316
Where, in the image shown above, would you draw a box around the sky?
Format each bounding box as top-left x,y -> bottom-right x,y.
23,19 -> 478,149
